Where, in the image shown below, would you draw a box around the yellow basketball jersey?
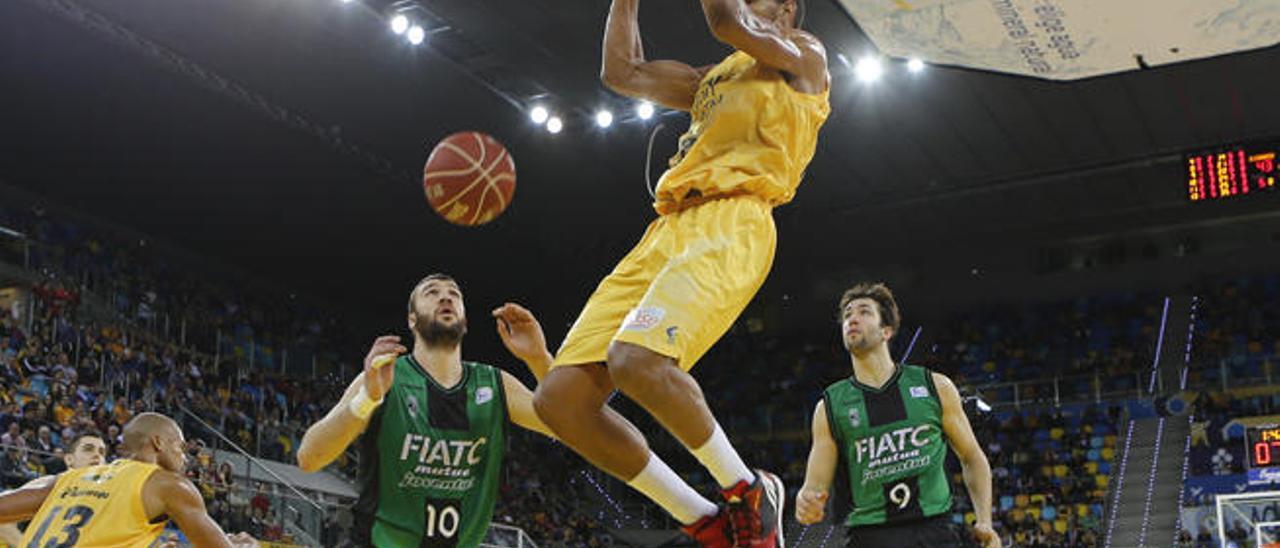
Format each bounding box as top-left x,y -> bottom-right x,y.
654,49 -> 830,215
21,460 -> 166,548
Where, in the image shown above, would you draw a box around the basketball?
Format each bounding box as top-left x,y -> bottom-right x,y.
422,131 -> 516,226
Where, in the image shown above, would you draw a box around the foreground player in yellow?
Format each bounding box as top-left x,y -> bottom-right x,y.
533,0 -> 829,545
795,283 -> 999,547
0,433 -> 107,546
0,413 -> 257,547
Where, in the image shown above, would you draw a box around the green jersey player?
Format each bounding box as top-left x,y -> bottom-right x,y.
796,283 -> 1000,548
297,273 -> 556,547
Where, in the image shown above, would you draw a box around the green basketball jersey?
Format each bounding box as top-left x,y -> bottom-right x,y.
823,364 -> 952,527
354,357 -> 507,547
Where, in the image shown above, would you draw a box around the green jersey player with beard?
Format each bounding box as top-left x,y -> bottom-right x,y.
795,283 -> 1001,548
297,273 -> 557,547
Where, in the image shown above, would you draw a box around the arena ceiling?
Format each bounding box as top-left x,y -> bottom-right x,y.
2,0 -> 1279,344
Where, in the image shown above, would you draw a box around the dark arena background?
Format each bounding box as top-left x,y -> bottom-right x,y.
2,0 -> 1280,547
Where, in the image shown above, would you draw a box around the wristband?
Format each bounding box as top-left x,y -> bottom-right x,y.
348,385 -> 383,420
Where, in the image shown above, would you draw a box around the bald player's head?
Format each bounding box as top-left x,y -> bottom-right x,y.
122,412 -> 188,472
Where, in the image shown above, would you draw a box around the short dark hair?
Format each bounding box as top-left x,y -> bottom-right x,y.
67,431 -> 104,451
407,273 -> 458,313
838,282 -> 901,332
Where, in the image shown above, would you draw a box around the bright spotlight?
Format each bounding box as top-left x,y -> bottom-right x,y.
636,101 -> 654,120
546,116 -> 563,134
390,15 -> 409,35
907,58 -> 925,73
530,106 -> 549,124
595,110 -> 614,128
407,25 -> 425,45
854,56 -> 883,83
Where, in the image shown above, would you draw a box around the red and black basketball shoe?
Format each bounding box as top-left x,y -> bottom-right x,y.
721,470 -> 785,547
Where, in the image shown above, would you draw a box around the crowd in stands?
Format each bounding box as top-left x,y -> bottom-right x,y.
1188,273 -> 1280,387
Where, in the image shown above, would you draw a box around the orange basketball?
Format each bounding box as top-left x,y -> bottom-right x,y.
422,131 -> 516,226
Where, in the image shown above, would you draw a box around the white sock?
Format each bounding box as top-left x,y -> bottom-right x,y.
690,423 -> 754,489
627,452 -> 719,525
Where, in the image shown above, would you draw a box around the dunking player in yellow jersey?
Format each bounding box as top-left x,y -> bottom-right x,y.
533,0 -> 829,545
0,413 -> 257,548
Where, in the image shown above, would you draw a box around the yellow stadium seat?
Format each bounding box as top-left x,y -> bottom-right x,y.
1085,462 -> 1099,474
1105,435 -> 1118,447
1102,447 -> 1116,460
1096,474 -> 1110,488
1054,464 -> 1069,478
1031,494 -> 1047,506
1050,427 -> 1065,440
1015,494 -> 1030,508
1077,504 -> 1090,517
1055,519 -> 1069,533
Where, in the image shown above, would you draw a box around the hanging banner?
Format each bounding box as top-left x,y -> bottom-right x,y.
834,0 -> 1280,80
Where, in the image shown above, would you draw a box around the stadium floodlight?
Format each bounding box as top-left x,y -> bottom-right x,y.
530,105 -> 550,125
907,58 -> 925,73
595,110 -> 614,128
546,116 -> 563,134
407,25 -> 425,45
855,56 -> 883,83
390,14 -> 409,35
636,101 -> 654,120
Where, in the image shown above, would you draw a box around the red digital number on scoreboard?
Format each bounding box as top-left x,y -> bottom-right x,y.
1249,426 -> 1280,469
1187,142 -> 1278,202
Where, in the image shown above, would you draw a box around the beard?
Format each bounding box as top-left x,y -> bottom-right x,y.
415,315 -> 468,348
844,333 -> 880,354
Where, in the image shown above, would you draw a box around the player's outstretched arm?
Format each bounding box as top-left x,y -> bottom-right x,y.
0,475 -> 56,524
0,475 -> 58,541
601,0 -> 707,111
147,470 -> 257,547
796,400 -> 836,525
492,302 -> 559,439
934,373 -> 1001,548
501,371 -> 558,439
699,0 -> 828,92
297,335 -> 406,472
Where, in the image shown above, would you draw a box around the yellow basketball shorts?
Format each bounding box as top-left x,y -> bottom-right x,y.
553,196 -> 776,371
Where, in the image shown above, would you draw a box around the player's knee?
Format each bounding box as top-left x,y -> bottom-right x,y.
532,383 -> 569,428
607,342 -> 667,398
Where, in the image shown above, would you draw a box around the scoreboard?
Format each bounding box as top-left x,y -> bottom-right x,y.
1186,141 -> 1277,202
1249,425 -> 1280,469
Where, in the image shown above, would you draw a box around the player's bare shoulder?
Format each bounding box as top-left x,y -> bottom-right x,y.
784,29 -> 829,92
